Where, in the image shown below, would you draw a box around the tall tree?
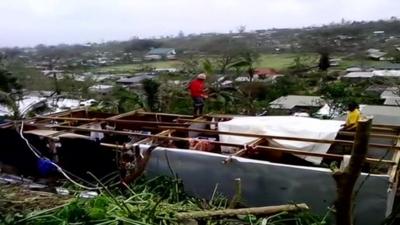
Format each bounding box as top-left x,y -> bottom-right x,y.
142,79 -> 160,112
318,51 -> 331,71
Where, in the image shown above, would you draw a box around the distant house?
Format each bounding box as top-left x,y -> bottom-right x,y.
154,68 -> 178,73
254,68 -> 279,78
372,70 -> 400,77
269,95 -> 325,115
329,58 -> 341,66
116,73 -> 157,87
373,63 -> 400,70
346,67 -> 363,72
373,31 -> 385,35
366,49 -> 386,60
234,68 -> 282,82
89,85 -> 114,95
144,48 -> 176,60
342,70 -> 400,83
380,87 -> 400,106
343,71 -> 374,79
359,104 -> 400,125
365,85 -> 390,96
383,98 -> 400,106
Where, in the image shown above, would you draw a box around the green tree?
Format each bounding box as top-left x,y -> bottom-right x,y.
0,59 -> 22,119
94,87 -> 144,113
228,51 -> 260,82
320,82 -> 349,117
0,90 -> 20,119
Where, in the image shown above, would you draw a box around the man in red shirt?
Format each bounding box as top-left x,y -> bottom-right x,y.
188,73 -> 207,116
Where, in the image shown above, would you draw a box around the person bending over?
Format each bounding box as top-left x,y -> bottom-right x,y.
188,73 -> 208,116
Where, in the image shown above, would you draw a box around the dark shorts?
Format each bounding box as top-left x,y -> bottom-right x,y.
192,97 -> 204,107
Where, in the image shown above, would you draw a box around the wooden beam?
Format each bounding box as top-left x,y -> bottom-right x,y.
389,139 -> 400,184
159,126 -> 400,151
35,116 -> 190,127
135,111 -> 194,118
175,118 -> 399,132
29,124 -> 396,165
255,145 -> 394,165
339,131 -> 400,140
224,138 -> 265,164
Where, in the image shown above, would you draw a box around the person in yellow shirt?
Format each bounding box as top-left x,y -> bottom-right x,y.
341,102 -> 361,131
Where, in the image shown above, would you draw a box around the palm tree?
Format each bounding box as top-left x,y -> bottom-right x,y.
0,62 -> 22,119
0,90 -> 20,119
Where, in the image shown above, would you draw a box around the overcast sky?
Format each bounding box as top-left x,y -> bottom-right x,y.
0,0 -> 399,47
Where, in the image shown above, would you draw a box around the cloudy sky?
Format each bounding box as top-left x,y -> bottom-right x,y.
0,0 -> 398,47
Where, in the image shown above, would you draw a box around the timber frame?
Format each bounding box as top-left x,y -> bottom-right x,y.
12,108 -> 400,189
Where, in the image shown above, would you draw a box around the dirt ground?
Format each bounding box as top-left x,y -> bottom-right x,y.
0,183 -> 71,216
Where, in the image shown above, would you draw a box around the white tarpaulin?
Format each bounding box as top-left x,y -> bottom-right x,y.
218,116 -> 343,164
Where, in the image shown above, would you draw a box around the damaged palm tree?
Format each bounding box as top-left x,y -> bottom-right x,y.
120,144 -> 158,185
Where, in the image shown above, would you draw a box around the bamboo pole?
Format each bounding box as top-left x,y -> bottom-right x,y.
175,203 -> 309,220
339,131 -> 399,140
333,118 -> 372,225
35,116 -> 191,127
176,117 -> 400,130
158,126 -> 400,151
223,138 -> 265,164
35,116 -> 399,139
256,146 -> 395,165
135,111 -> 194,118
154,124 -> 400,140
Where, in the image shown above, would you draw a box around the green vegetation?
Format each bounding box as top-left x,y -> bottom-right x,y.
0,58 -> 23,119
91,87 -> 144,114
0,176 -> 330,225
91,53 -> 317,74
142,78 -> 161,112
256,53 -> 317,70
7,62 -> 53,91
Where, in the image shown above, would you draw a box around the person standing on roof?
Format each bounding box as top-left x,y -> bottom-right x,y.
188,73 -> 208,116
341,102 -> 361,131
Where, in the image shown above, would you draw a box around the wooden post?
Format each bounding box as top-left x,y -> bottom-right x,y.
333,118 -> 372,225
228,178 -> 242,208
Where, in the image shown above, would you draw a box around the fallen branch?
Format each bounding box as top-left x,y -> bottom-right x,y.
175,203 -> 309,220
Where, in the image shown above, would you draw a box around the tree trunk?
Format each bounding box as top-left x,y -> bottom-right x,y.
333,118 -> 372,225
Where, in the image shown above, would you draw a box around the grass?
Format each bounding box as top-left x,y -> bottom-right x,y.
91,61 -> 184,74
256,53 -> 318,70
90,54 -> 314,74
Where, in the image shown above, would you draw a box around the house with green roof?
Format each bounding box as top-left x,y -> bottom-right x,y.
144,48 -> 176,60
